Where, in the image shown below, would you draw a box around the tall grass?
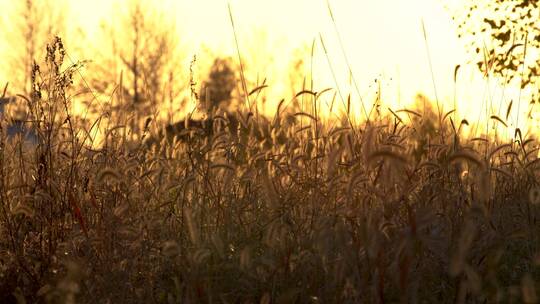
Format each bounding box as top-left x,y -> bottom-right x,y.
1,37 -> 539,304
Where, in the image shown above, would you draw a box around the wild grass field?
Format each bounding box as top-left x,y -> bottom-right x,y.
0,32 -> 539,304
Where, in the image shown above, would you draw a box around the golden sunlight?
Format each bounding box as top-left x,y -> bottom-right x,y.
2,1 -> 540,302
1,0 -> 535,137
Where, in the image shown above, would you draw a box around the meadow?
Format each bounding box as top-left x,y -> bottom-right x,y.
0,35 -> 539,304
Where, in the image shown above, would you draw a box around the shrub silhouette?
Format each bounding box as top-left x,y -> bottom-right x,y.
144,57 -> 239,148
199,57 -> 238,114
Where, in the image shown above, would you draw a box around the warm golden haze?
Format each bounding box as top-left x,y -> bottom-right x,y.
0,0 -> 536,136
1,1 -> 540,303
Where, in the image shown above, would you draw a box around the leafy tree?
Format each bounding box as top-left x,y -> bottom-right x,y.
453,0 -> 539,96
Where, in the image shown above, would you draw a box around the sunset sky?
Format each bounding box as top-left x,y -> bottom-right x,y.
0,0 -> 534,134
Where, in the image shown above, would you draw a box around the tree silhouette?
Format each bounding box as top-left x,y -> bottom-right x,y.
89,0 -> 184,135
0,0 -> 66,95
454,1 -> 539,95
199,57 -> 238,114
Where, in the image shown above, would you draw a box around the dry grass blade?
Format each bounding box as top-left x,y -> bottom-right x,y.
448,151 -> 484,168
454,64 -> 461,83
384,142 -> 406,151
443,109 -> 456,122
489,143 -> 512,159
524,158 -> 540,170
11,201 -> 35,218
490,167 -> 511,178
505,43 -> 524,58
210,163 -> 235,172
368,149 -> 408,165
347,170 -> 368,198
458,119 -> 469,134
470,137 -> 488,143
275,99 -> 285,119
113,202 -> 129,218
506,99 -> 513,121
228,3 -> 250,109
419,161 -> 441,168
249,84 -> 268,97
325,0 -> 369,120
316,87 -> 333,98
295,90 -> 317,98
105,125 -> 126,139
294,112 -> 317,121
97,168 -> 122,183
524,148 -> 539,161
396,108 -> 422,117
329,127 -> 350,138
1,82 -> 7,99
388,108 -> 404,125
295,125 -> 311,134
515,128 -> 523,143
522,138 -> 535,148
15,94 -> 31,104
490,115 -> 508,128
161,241 -> 180,257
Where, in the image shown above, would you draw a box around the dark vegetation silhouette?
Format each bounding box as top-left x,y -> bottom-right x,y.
0,0 -> 66,95
455,0 -> 539,100
143,57 -> 239,148
87,0 -> 183,138
0,3 -> 540,303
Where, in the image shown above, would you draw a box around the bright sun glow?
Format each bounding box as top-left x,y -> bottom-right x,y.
0,0 -> 536,137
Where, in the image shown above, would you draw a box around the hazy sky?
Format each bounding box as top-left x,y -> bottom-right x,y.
68,0 -> 471,104
0,0 -> 532,131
